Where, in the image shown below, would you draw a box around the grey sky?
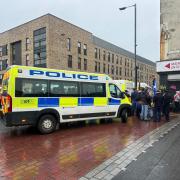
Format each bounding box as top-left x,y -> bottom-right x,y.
0,0 -> 160,62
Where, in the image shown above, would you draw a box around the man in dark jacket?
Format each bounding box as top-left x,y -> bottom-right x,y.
131,88 -> 138,116
153,91 -> 163,122
163,90 -> 172,121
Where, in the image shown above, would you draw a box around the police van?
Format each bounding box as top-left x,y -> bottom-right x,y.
1,66 -> 131,134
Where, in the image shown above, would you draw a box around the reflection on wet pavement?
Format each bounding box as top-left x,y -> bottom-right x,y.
0,117 -> 170,179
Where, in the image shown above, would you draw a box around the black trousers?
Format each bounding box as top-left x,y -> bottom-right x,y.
175,102 -> 179,112
163,105 -> 170,121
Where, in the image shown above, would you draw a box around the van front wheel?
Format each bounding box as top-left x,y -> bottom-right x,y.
121,109 -> 128,123
38,114 -> 57,134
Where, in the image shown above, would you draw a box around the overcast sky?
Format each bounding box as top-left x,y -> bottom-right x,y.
0,0 -> 160,62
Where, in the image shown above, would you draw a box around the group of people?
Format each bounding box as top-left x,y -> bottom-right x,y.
130,88 -> 178,122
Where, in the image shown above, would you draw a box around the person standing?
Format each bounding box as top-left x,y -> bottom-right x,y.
174,91 -> 180,112
163,90 -> 172,121
140,89 -> 149,121
136,90 -> 142,119
131,88 -> 138,116
153,91 -> 163,122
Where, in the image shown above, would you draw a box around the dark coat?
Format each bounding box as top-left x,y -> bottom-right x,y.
163,93 -> 172,107
153,93 -> 163,108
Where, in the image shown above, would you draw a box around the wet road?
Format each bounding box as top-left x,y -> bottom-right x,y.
0,117 -> 170,180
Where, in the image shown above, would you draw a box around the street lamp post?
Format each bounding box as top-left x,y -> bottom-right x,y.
119,4 -> 137,89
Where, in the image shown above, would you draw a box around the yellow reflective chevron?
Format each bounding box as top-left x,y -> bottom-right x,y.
94,98 -> 107,106
60,97 -> 78,107
12,98 -> 38,109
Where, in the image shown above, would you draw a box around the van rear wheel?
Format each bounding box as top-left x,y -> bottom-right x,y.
121,109 -> 128,123
38,114 -> 57,134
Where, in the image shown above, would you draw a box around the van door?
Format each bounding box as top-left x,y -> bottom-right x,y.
108,84 -> 122,117
77,82 -> 111,120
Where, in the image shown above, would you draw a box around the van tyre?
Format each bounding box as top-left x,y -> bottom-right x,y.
121,109 -> 128,123
38,114 -> 57,134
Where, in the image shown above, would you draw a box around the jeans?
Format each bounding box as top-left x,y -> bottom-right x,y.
136,103 -> 142,119
140,105 -> 148,120
131,101 -> 137,115
154,107 -> 161,122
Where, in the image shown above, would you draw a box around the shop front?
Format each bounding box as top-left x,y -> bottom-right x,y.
157,60 -> 180,91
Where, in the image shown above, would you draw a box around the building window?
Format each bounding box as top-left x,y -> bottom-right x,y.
116,67 -> 118,75
0,47 -> 2,57
112,54 -> 114,63
26,54 -> 30,66
111,65 -> 114,74
103,63 -> 106,73
95,61 -> 100,72
120,57 -> 122,65
0,59 -> 8,71
68,55 -> 72,68
108,52 -> 110,62
26,38 -> 30,51
95,48 -> 98,59
103,51 -> 106,61
119,67 -> 122,76
33,27 -> 46,67
83,44 -> 87,55
116,55 -> 118,64
98,62 -> 100,72
67,38 -> 71,51
108,64 -> 110,74
84,59 -> 87,70
99,49 -> 101,59
2,45 -> 8,56
0,61 -> 3,71
78,42 -> 81,54
95,61 -> 97,72
78,57 -> 81,70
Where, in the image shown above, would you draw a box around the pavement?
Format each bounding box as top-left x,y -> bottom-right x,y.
113,116 -> 180,180
0,114 -> 179,180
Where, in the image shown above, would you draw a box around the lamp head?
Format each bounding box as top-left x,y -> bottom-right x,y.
119,7 -> 127,10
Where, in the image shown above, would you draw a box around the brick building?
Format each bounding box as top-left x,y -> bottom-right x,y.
0,14 -> 156,85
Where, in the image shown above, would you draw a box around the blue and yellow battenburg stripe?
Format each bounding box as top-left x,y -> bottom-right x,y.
37,97 -> 121,107
12,97 -> 124,108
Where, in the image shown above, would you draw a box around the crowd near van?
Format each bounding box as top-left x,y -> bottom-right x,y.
1,66 -> 131,134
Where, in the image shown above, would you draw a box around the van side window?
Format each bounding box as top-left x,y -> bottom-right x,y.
15,78 -> 48,97
109,84 -> 121,98
50,81 -> 79,97
81,82 -> 106,97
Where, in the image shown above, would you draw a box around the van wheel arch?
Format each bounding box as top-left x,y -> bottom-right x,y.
36,109 -> 60,125
118,104 -> 131,120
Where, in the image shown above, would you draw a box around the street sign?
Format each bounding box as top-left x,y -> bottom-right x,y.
157,60 -> 180,72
